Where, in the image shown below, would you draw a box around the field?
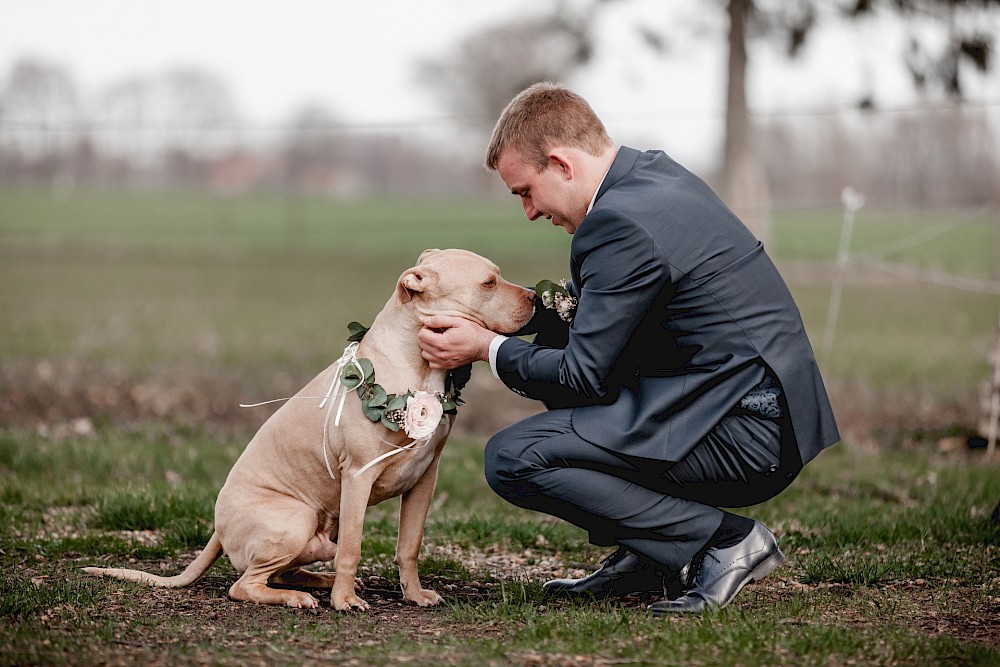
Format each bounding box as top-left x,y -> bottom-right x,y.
1,190 -> 998,665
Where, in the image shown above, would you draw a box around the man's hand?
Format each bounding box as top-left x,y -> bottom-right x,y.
418,315 -> 497,369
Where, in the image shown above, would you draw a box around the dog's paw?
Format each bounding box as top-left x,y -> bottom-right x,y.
285,591 -> 320,609
331,592 -> 370,612
403,588 -> 443,607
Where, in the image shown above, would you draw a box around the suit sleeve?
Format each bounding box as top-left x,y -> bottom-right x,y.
495,211 -> 670,406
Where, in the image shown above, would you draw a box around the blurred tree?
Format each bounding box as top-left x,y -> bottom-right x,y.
283,104 -> 345,194
419,0 -> 996,233
846,0 -> 998,99
720,0 -> 998,239
97,68 -> 237,188
0,58 -> 81,185
416,1 -> 595,143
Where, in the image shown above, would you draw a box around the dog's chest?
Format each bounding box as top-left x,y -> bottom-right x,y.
368,434 -> 444,501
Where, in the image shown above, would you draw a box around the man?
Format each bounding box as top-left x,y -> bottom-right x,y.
417,83 -> 839,614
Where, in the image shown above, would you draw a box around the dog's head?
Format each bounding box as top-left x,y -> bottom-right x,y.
395,249 -> 535,334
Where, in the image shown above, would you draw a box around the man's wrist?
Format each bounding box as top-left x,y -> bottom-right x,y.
488,335 -> 508,379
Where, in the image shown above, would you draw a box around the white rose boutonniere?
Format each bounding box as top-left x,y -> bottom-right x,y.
536,279 -> 577,323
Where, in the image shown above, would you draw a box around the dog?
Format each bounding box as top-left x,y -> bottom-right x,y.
84,248 -> 535,610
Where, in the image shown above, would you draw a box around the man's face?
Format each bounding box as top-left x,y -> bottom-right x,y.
497,149 -> 586,234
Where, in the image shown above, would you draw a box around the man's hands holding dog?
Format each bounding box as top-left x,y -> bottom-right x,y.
419,315 -> 496,369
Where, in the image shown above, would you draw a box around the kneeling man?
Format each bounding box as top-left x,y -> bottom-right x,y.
418,83 -> 840,614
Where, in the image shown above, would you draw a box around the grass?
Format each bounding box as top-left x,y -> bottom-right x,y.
1,189 -> 996,389
0,425 -> 997,665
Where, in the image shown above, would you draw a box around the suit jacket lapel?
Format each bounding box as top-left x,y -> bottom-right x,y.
573,146 -> 642,292
593,146 -> 641,207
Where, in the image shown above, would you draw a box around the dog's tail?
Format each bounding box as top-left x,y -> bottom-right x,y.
83,531 -> 223,588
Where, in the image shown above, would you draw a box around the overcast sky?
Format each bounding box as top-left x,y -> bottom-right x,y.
2,0 -> 997,168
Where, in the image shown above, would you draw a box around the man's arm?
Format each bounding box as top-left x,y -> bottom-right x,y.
496,211 -> 671,404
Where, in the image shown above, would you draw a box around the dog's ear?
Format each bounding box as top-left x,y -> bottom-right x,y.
395,267 -> 439,305
417,248 -> 441,265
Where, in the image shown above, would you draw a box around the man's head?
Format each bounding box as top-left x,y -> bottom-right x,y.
485,82 -> 615,234
485,82 -> 611,173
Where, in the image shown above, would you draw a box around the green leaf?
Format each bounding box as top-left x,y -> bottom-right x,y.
341,365 -> 363,389
347,321 -> 370,342
381,414 -> 401,431
368,384 -> 388,406
362,404 -> 383,422
386,395 -> 408,412
357,358 -> 375,382
535,279 -> 559,296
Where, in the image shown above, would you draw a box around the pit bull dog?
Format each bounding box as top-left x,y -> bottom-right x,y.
85,249 -> 535,610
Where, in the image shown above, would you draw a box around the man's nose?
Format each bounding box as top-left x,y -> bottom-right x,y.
522,199 -> 541,221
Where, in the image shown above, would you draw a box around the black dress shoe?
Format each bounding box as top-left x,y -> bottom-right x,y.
648,521 -> 784,615
543,548 -> 667,599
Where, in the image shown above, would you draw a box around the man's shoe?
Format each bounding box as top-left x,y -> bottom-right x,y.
662,560 -> 693,601
543,548 -> 666,599
648,521 -> 784,615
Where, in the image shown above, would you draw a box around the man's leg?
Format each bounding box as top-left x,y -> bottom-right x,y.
484,410 -> 725,577
485,409 -> 800,608
645,412 -> 802,614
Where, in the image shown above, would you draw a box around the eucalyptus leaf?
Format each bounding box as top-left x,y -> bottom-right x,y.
535,279 -> 559,296
357,358 -> 375,381
381,414 -> 401,432
369,384 -> 388,406
341,366 -> 362,389
362,404 -> 383,422
347,321 -> 369,342
386,395 -> 408,412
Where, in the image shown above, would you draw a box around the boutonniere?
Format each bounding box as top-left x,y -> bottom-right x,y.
535,279 -> 577,323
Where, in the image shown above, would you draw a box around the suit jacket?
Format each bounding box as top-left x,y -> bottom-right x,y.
495,147 -> 840,465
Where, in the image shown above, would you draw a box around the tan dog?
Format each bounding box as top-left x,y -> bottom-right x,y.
85,249 -> 534,610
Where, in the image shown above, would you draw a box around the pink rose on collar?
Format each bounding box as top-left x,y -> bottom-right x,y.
404,391 -> 443,440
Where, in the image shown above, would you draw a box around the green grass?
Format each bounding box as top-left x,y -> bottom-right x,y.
773,207 -> 999,278
0,425 -> 997,665
1,189 -> 997,389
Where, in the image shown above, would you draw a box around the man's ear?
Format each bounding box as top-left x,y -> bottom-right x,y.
395,267 -> 438,305
547,151 -> 573,180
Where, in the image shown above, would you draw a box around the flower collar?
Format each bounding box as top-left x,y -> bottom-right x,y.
343,322 -> 463,439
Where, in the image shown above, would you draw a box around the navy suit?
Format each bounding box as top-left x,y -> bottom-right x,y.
485,147 -> 839,571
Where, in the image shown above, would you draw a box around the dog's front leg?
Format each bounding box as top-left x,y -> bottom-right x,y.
331,472 -> 373,611
396,452 -> 444,606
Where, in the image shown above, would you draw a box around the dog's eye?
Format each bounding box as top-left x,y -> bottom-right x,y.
483,278 -> 496,288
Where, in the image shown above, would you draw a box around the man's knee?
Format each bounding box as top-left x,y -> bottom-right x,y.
484,429 -> 518,497
484,426 -> 543,504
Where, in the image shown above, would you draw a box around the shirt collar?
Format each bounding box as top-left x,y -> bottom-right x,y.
586,148 -> 617,215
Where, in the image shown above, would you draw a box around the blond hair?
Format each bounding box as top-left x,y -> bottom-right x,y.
485,82 -> 612,172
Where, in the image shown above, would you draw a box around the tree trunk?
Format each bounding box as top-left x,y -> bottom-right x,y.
722,0 -> 772,246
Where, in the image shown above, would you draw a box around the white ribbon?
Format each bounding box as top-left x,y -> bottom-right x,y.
239,341 -> 435,482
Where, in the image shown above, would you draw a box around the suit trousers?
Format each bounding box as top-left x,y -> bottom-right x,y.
484,408 -> 802,572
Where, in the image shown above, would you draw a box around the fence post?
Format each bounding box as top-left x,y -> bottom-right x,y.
821,187 -> 865,372
981,312 -> 1000,459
